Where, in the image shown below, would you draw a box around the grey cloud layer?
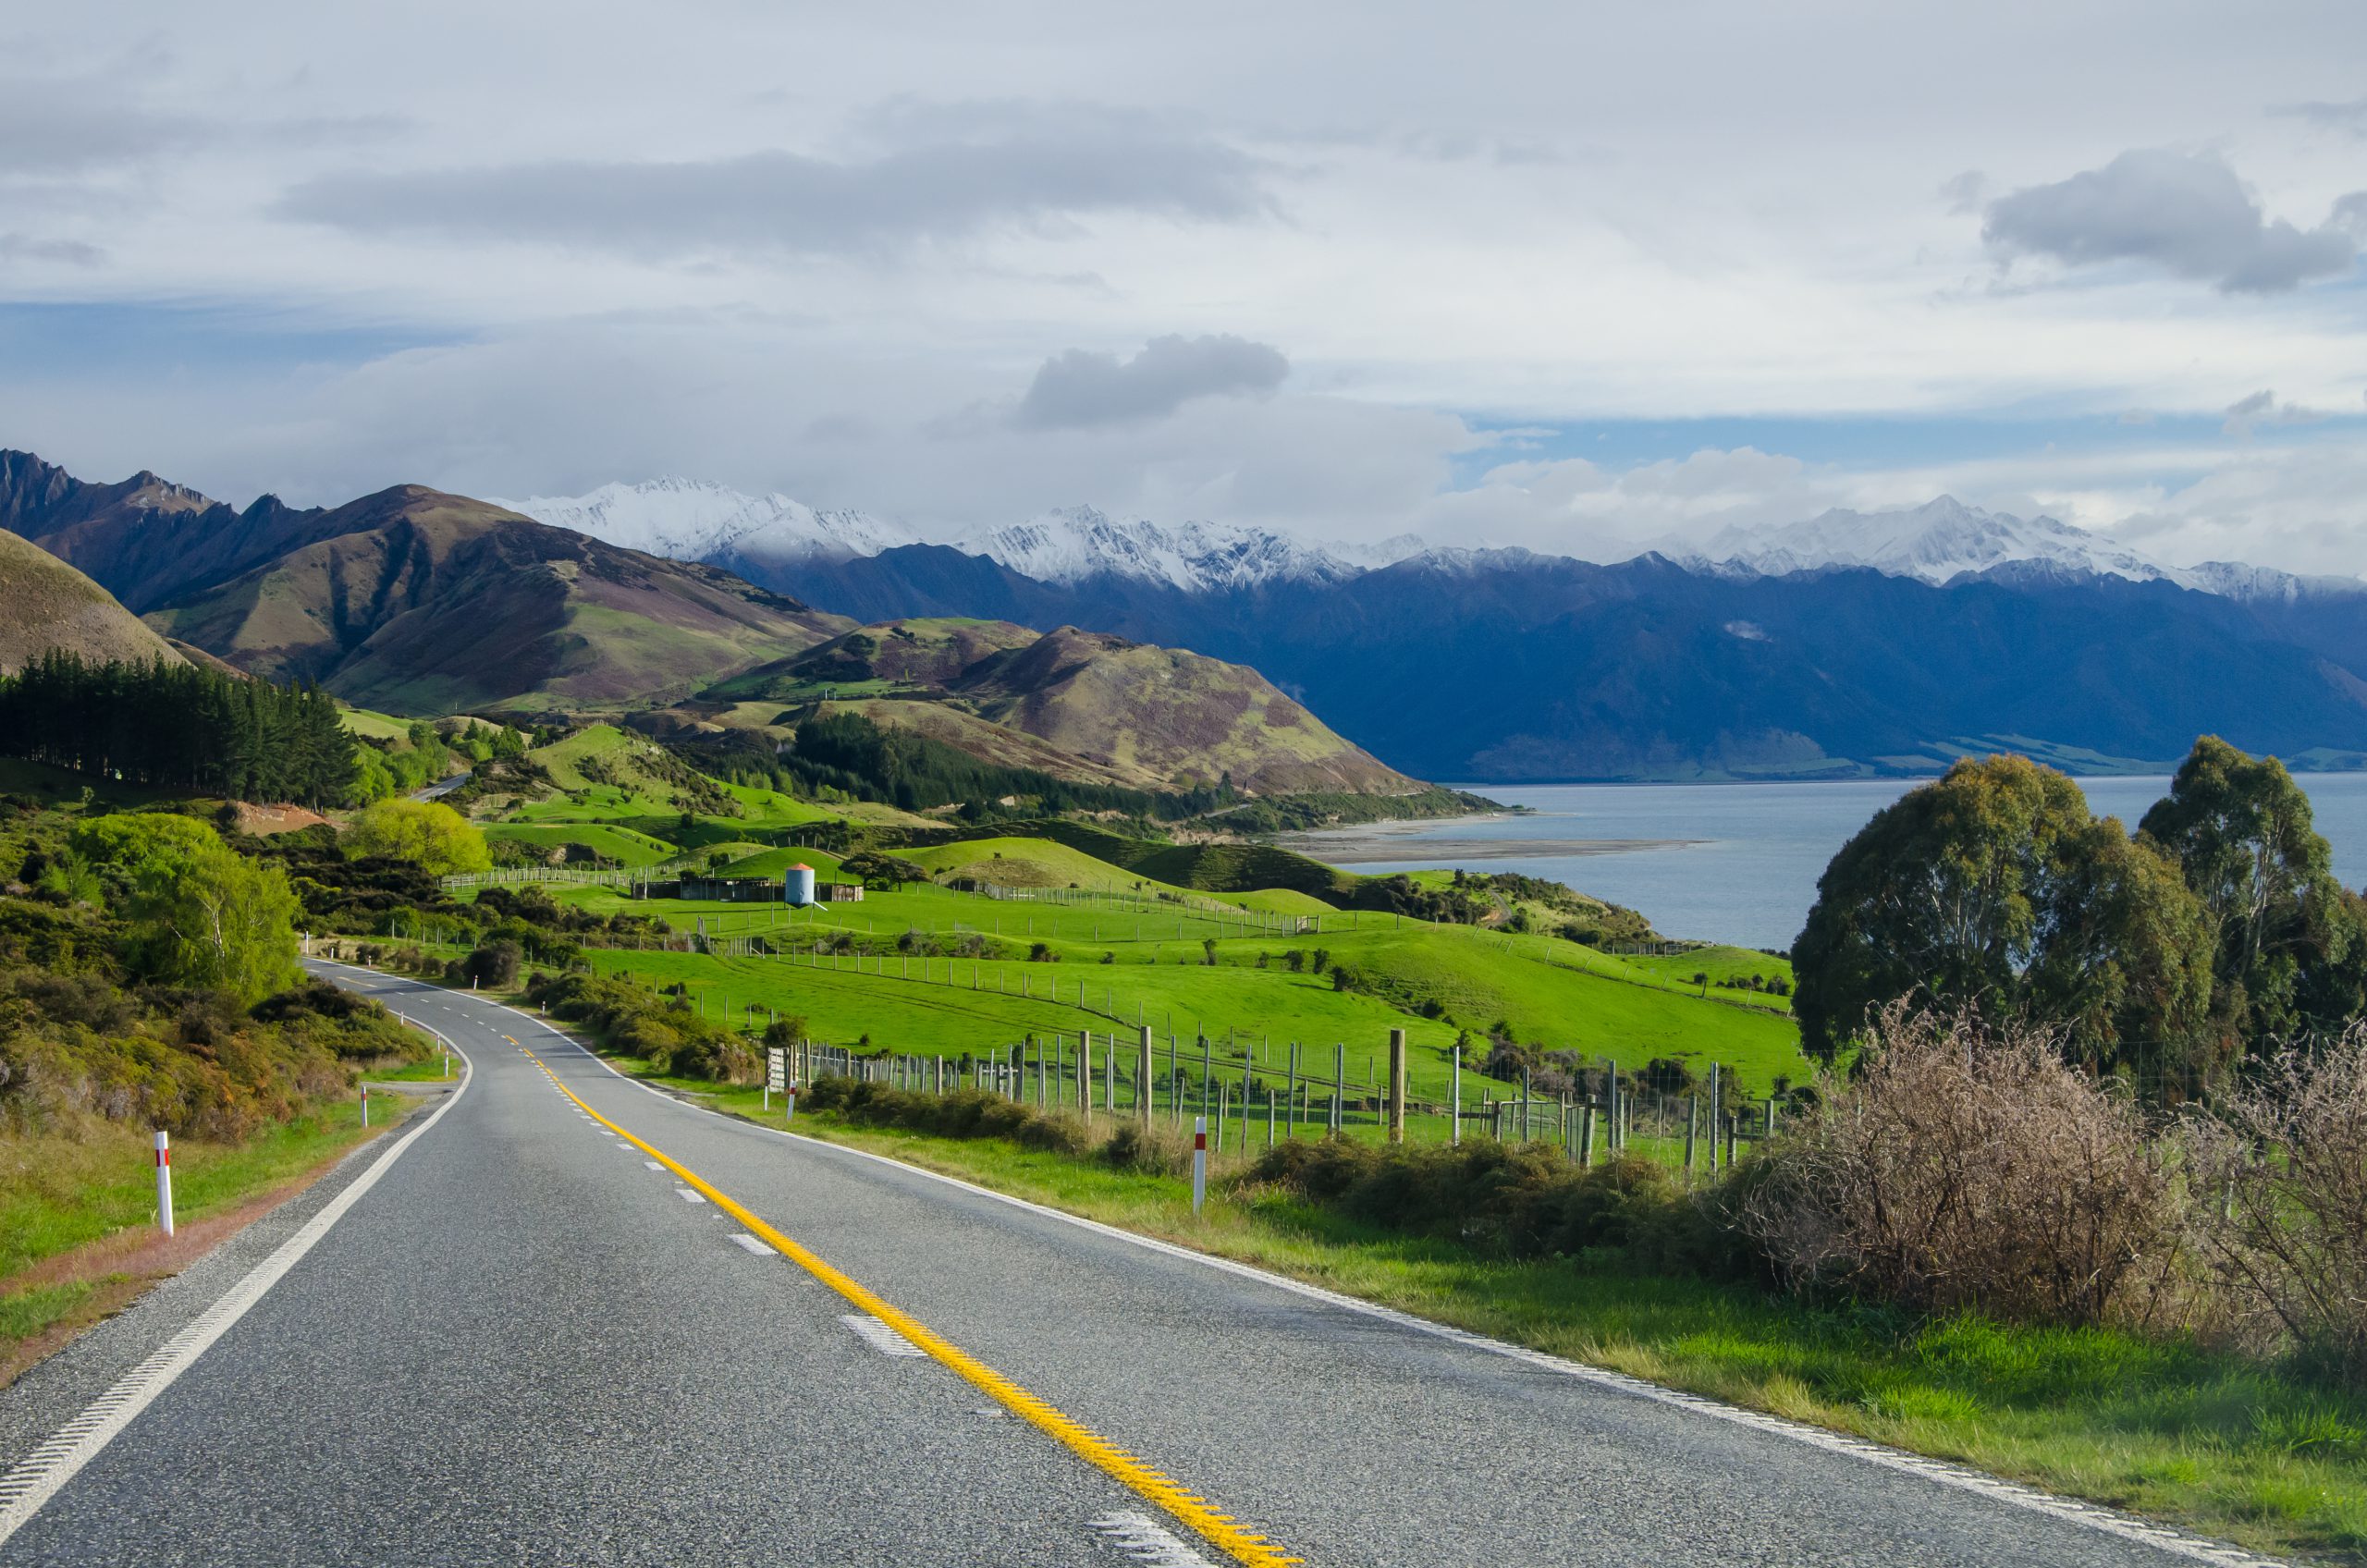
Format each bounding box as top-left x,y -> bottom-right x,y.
278,105 -> 1271,258
1016,335 -> 1289,428
1982,149 -> 2361,293
2272,95 -> 2367,136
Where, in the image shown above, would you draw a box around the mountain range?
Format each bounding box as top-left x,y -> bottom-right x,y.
14,449 -> 2367,783
0,451 -> 1426,801
491,478 -> 2367,779
499,477 -> 2362,606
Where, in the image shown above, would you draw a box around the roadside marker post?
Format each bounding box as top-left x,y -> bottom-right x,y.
153,1131 -> 174,1238
1136,1026 -> 1153,1130
360,1084 -> 369,1129
1191,1117 -> 1208,1215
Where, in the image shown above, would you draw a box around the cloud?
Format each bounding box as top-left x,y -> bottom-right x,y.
2271,95 -> 2367,137
0,234 -> 104,267
0,80 -> 195,178
278,103 -> 1273,260
1981,149 -> 2361,293
1014,334 -> 1289,429
1938,170 -> 1990,215
2221,389 -> 2327,438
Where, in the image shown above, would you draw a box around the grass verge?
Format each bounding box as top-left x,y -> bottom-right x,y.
0,1096 -> 405,1382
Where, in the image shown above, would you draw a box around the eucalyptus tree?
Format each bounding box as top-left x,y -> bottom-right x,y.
1796,754 -> 2214,1085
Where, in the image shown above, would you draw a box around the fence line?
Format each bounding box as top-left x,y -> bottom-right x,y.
781,1025 -> 1778,1178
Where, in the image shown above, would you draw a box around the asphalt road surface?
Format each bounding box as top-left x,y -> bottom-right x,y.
0,963 -> 2286,1567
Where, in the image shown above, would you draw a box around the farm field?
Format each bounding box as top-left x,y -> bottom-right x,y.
480,869 -> 1809,1098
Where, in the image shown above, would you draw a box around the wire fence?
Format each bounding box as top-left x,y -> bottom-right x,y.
777,1024 -> 1780,1176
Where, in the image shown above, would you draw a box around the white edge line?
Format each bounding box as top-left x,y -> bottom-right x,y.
0,1010 -> 472,1550
355,966 -> 2286,1568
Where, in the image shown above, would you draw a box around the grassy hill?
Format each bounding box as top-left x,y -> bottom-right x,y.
0,528 -> 184,675
710,618 -> 1041,701
701,618 -> 1419,797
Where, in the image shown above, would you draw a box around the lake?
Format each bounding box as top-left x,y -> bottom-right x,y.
1281,775 -> 2367,951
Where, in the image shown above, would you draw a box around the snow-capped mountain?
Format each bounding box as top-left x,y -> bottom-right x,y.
487,478 -> 2359,608
1693,496 -> 2192,587
491,478 -> 915,568
2185,560 -> 2367,605
953,507 -> 1370,592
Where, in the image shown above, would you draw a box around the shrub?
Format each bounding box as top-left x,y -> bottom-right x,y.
1101,1120 -> 1194,1177
461,938 -> 522,990
1245,1137 -> 1745,1274
525,969 -> 755,1084
802,1079 -> 1095,1155
1747,1006 -> 2181,1327
2192,1026 -> 2367,1378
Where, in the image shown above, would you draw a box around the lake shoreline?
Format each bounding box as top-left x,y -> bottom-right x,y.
1276,812 -> 1706,865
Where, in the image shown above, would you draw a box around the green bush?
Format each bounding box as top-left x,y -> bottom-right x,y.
1245,1136 -> 1751,1277
525,970 -> 758,1085
802,1077 -> 1096,1155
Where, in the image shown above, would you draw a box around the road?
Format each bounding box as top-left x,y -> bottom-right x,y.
410,771 -> 471,802
0,963 -> 2281,1567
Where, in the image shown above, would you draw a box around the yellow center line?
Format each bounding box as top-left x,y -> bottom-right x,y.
519,1048 -> 1299,1567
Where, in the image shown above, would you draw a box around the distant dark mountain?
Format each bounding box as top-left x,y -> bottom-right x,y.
758,547 -> 2367,781
0,449 -> 347,614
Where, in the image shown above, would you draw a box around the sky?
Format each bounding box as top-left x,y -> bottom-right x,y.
4,1 -> 2366,571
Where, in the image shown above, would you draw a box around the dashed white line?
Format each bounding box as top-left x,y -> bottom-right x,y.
674,1186 -> 708,1205
643,1159 -> 665,1170
727,1232 -> 774,1256
840,1314 -> 925,1357
1088,1512 -> 1219,1567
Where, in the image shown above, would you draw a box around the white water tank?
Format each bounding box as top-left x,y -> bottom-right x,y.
785,864 -> 816,906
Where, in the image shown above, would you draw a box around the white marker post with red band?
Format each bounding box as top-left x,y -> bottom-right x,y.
153,1131 -> 174,1238
1191,1116 -> 1208,1215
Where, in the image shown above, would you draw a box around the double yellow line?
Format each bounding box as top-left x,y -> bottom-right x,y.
518,1045 -> 1298,1567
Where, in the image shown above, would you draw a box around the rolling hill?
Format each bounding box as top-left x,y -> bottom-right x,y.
706,617 -> 1420,795
0,527 -> 184,675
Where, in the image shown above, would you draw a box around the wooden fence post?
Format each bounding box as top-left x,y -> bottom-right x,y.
1386,1029 -> 1407,1145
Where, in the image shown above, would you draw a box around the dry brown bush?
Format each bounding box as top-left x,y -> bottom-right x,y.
1748,1005 -> 2184,1327
2190,1026 -> 2367,1376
